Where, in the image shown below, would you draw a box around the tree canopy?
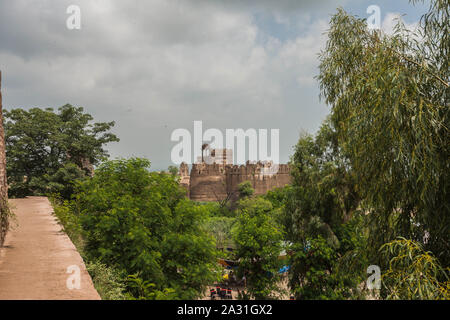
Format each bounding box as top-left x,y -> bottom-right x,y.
232,197 -> 284,299
317,0 -> 449,266
75,158 -> 218,299
284,120 -> 367,299
5,104 -> 119,198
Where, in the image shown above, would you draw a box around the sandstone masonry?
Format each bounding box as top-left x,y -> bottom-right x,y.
179,157 -> 291,202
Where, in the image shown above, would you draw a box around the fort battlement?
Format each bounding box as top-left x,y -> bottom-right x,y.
180,160 -> 291,202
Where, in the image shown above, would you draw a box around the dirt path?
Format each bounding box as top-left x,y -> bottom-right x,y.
0,197 -> 100,300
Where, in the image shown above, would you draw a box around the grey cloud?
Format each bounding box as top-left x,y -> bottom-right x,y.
197,0 -> 352,12
0,0 -> 339,170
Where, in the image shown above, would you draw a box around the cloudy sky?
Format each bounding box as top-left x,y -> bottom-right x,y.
0,0 -> 428,170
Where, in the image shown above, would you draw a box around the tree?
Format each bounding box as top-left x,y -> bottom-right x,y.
33,163 -> 86,200
284,120 -> 366,299
290,236 -> 349,300
232,197 -> 284,299
4,104 -> 119,198
75,158 -> 218,299
264,185 -> 292,210
167,165 -> 179,176
285,120 -> 359,245
237,181 -> 254,199
160,199 -> 219,298
317,1 -> 449,266
203,215 -> 236,254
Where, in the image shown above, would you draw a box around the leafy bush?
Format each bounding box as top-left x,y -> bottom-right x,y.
126,274 -> 178,300
51,196 -> 128,300
203,216 -> 236,256
263,186 -> 292,210
289,236 -> 364,300
75,158 -> 218,299
33,163 -> 86,200
198,201 -> 233,217
237,181 -> 254,199
86,260 -> 127,300
232,197 -> 284,299
51,195 -> 84,250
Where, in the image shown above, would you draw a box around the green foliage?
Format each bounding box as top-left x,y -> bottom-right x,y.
380,238 -> 449,300
317,2 -> 449,265
232,198 -> 284,299
285,121 -> 359,244
86,260 -> 128,300
199,201 -> 233,217
75,158 -> 218,299
167,165 -> 179,176
284,120 -> 367,299
33,163 -> 86,200
264,186 -> 292,210
0,199 -> 13,247
237,181 -> 254,199
290,237 -> 340,300
5,104 -> 119,198
203,216 -> 236,255
126,274 -> 178,300
264,185 -> 295,231
333,214 -> 369,287
284,0 -> 450,300
160,199 -> 220,298
288,220 -> 368,300
51,196 -> 128,300
51,195 -> 85,250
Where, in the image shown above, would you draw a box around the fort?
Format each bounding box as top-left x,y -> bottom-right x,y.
179,149 -> 291,202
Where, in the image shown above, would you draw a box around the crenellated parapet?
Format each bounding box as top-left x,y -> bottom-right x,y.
184,160 -> 291,202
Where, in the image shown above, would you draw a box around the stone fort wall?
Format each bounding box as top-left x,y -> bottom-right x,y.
180,162 -> 291,202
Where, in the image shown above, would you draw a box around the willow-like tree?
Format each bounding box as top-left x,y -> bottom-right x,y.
317,0 -> 449,266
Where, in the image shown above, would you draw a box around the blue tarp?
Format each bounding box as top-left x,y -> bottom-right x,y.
278,265 -> 290,274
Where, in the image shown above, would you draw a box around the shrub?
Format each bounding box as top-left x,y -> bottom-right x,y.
75,158 -> 218,299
